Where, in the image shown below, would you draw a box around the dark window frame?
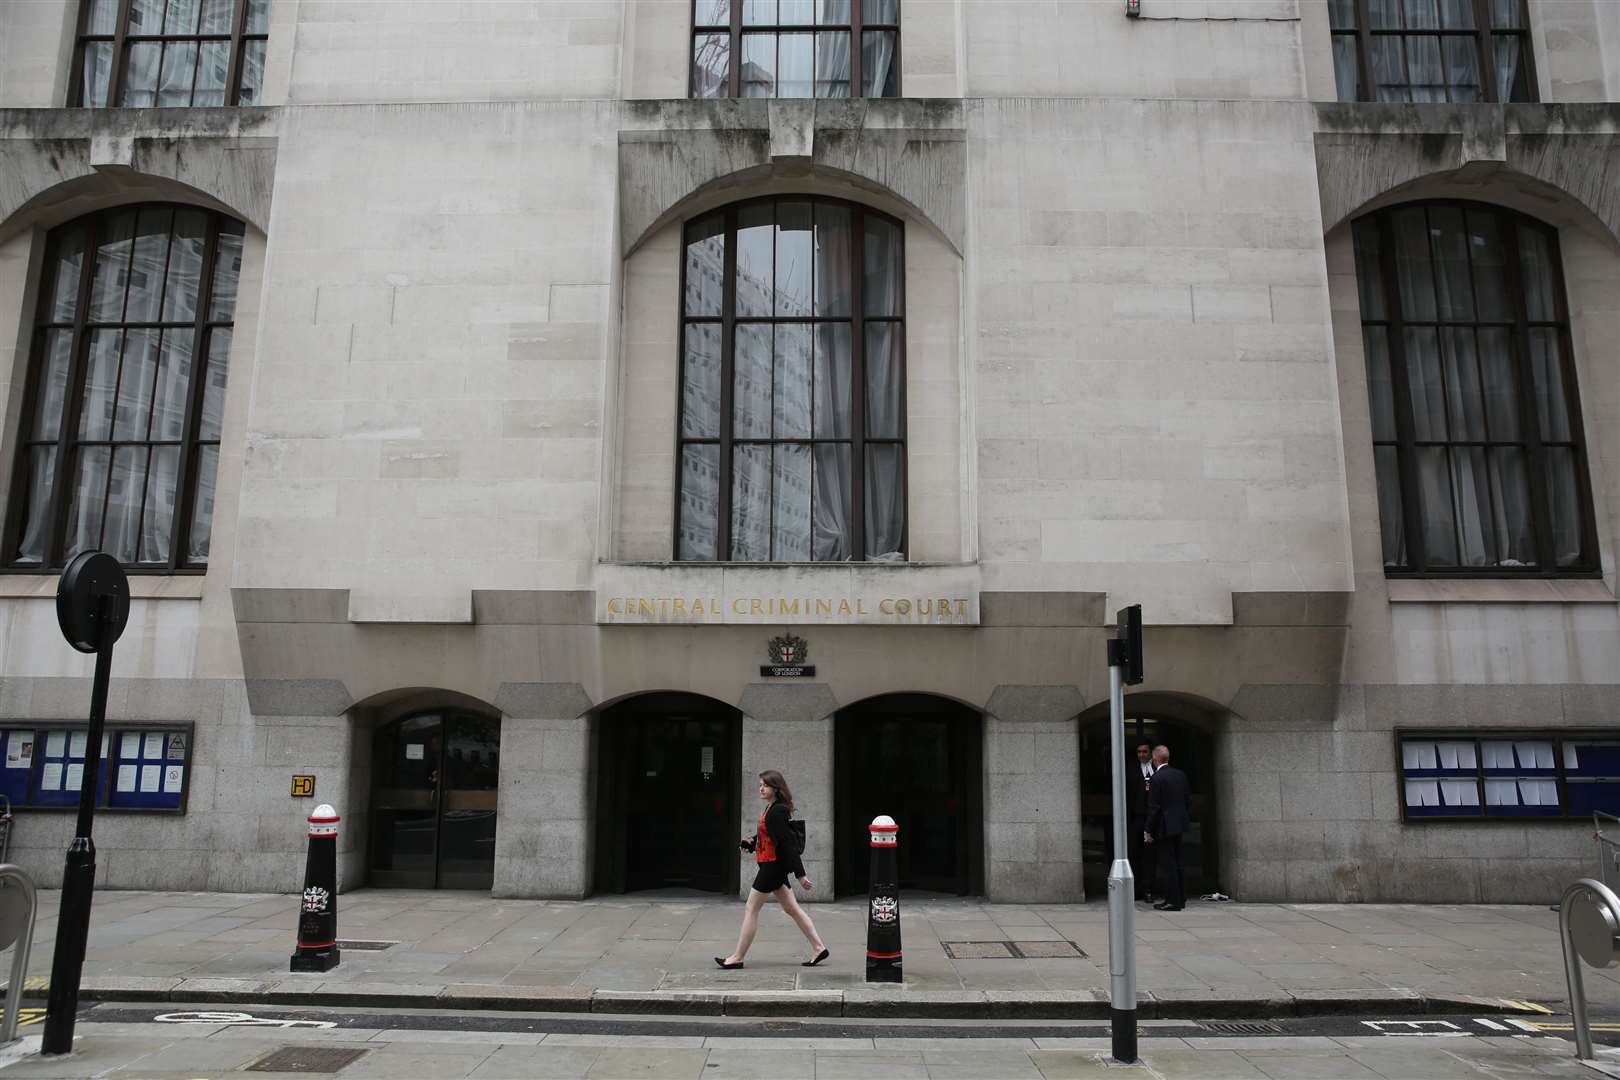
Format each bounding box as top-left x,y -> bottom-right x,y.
689,0 -> 901,99
3,204 -> 241,575
69,0 -> 270,108
674,195 -> 907,563
1355,200 -> 1599,578
1329,0 -> 1537,103
1395,728 -> 1620,823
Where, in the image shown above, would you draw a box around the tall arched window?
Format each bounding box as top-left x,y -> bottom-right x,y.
1352,202 -> 1596,575
5,205 -> 244,571
677,198 -> 905,562
691,0 -> 899,99
72,0 -> 270,108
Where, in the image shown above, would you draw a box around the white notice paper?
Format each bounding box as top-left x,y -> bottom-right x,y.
1566,744 -> 1582,769
69,732 -> 87,758
1486,780 -> 1518,806
46,732 -> 65,758
1401,742 -> 1423,770
163,766 -> 183,794
1440,780 -> 1479,806
40,762 -> 62,791
64,763 -> 83,791
139,765 -> 160,793
144,733 -> 164,759
6,732 -> 32,769
405,744 -> 425,760
117,765 -> 137,793
1405,780 -> 1438,807
120,733 -> 141,760
701,745 -> 714,776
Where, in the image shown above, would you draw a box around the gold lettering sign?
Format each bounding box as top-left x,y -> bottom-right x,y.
601,594 -> 974,624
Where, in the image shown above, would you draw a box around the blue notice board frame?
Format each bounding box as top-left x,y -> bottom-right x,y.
0,722 -> 193,814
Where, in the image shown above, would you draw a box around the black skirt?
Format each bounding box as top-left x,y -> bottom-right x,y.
751,861 -> 792,893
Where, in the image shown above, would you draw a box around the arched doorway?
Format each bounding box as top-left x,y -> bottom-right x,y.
1078,695 -> 1219,900
369,710 -> 501,889
595,693 -> 742,895
835,694 -> 984,896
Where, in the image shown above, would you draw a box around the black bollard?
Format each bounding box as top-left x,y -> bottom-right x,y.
290,804 -> 341,972
865,815 -> 901,983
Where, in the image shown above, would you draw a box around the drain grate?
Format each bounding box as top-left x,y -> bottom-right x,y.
335,939 -> 397,951
1009,940 -> 1086,959
941,941 -> 1015,959
1199,1020 -> 1284,1035
248,1046 -> 369,1073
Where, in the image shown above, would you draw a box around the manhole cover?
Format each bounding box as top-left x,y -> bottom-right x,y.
941,941 -> 1014,959
248,1046 -> 369,1073
1010,940 -> 1087,958
1199,1020 -> 1283,1035
335,939 -> 397,951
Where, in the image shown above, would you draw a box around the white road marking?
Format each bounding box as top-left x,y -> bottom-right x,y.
1473,1018 -> 1510,1031
154,1011 -> 336,1030
1359,1019 -> 1469,1037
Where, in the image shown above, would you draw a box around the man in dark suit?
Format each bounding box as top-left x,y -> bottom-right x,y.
1127,742 -> 1156,902
1144,744 -> 1189,911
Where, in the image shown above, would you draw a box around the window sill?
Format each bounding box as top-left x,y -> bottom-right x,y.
0,575 -> 204,601
1386,578 -> 1616,604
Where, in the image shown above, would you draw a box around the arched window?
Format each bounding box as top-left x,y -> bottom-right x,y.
1328,0 -> 1534,103
5,205 -> 245,571
72,0 -> 270,108
677,198 -> 905,562
1352,202 -> 1596,575
691,0 -> 898,99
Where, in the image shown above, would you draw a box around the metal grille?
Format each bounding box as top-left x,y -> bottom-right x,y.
248,1046 -> 369,1073
1009,941 -> 1086,959
1199,1020 -> 1284,1035
941,941 -> 1014,959
335,939 -> 397,951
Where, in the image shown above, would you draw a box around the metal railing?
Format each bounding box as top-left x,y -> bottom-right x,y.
1594,812 -> 1620,889
1559,877 -> 1620,1063
0,864 -> 38,1045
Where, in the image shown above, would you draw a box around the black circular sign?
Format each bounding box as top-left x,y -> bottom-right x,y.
55,551 -> 130,654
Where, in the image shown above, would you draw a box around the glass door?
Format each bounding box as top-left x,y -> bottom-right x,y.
369,712 -> 500,889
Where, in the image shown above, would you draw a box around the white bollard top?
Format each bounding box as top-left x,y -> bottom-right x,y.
871,815 -> 896,829
313,803 -> 337,819
869,814 -> 898,846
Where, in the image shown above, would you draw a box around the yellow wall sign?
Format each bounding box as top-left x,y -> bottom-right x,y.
291,775 -> 315,797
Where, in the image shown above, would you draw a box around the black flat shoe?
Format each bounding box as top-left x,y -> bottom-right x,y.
1153,901 -> 1172,910
714,957 -> 744,969
802,948 -> 830,967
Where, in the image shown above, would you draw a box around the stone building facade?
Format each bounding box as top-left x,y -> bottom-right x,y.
0,0 -> 1615,904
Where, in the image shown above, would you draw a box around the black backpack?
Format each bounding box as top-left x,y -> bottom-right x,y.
787,819 -> 806,857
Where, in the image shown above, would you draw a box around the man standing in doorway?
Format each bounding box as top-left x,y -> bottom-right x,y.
1128,742 -> 1156,903
1144,744 -> 1189,912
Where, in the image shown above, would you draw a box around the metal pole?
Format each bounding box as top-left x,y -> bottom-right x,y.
0,866 -> 38,1046
42,596 -> 114,1056
1559,886 -> 1594,1061
1105,653 -> 1137,1063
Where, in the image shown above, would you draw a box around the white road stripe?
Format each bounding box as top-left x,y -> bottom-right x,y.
1473,1018 -> 1509,1031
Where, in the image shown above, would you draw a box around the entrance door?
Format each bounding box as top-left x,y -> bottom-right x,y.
595,695 -> 740,894
836,696 -> 983,896
370,712 -> 500,889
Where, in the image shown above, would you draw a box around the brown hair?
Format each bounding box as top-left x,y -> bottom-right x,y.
759,770 -> 795,815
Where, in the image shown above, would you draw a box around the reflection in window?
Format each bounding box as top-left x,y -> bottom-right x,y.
677,199 -> 905,562
6,206 -> 243,571
73,0 -> 271,107
1352,202 -> 1594,575
1328,0 -> 1534,103
691,0 -> 898,99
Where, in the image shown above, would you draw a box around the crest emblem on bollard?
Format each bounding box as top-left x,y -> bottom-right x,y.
302,886 -> 329,914
871,896 -> 898,924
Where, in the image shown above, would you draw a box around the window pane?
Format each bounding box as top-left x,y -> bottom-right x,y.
15,448 -> 58,565
1405,35 -> 1445,102
1417,446 -> 1459,565
80,41 -> 115,107
1517,225 -> 1557,321
1404,327 -> 1446,441
811,443 -> 851,560
774,323 -> 811,438
1527,327 -> 1571,442
1392,207 -> 1436,320
158,42 -> 199,108
1331,34 -> 1359,101
152,329 -> 194,440
731,445 -> 771,560
734,323 -> 772,439
86,0 -> 119,34
778,32 -> 813,97
78,329 -> 123,440
113,328 -> 160,442
1368,0 -> 1403,29
1544,447 -> 1584,566
1441,35 -> 1480,101
682,323 -> 722,438
735,204 -> 774,316
773,444 -> 812,561
866,322 -> 902,438
245,0 -> 270,33
695,0 -> 730,26
1363,326 -> 1397,442
865,444 -> 904,559
139,445 -> 180,564
1490,0 -> 1523,28
861,30 -> 898,97
193,40 -> 229,107
678,444 -> 719,560
866,0 -> 898,22
1488,447 -> 1534,566
815,31 -> 850,97
1351,219 -> 1384,319
1466,209 -> 1507,316
816,0 -> 851,24
66,446 -> 112,558
32,330 -> 75,441
1374,445 -> 1407,567
238,39 -> 267,104
1441,327 -> 1484,441
1494,34 -> 1529,101
743,0 -> 775,25
209,224 -> 245,320
1477,327 -> 1518,439
864,215 -> 902,316
89,211 -> 136,323
1427,206 -> 1474,320
1438,0 -> 1473,28
122,41 -> 162,107
692,33 -> 730,98
159,209 -> 206,322
200,0 -> 234,33
741,33 -> 776,96
186,444 -> 219,563
781,0 -> 813,23
163,0 -> 202,34
128,0 -> 163,31
198,328 -> 231,441
102,446 -> 149,564
775,201 -> 812,315
1403,0 -> 1440,29
126,207 -> 173,323
813,204 -> 851,315
1372,36 -> 1410,101
813,323 -> 851,438
1451,446 -> 1494,566
1328,0 -> 1356,27
685,220 -> 726,318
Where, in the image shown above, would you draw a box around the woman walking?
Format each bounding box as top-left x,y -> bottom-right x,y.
715,770 -> 829,969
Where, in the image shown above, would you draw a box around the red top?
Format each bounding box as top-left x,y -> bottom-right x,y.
755,806 -> 776,863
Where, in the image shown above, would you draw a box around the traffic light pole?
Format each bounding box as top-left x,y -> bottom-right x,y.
1105,638 -> 1137,1064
